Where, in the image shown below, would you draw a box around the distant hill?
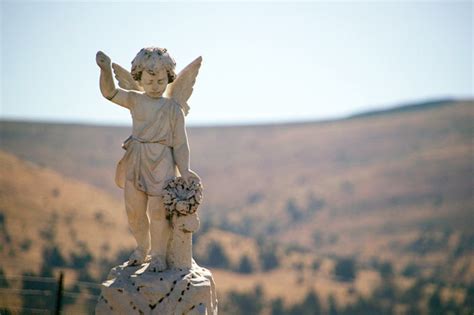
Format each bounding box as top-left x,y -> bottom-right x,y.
1,99 -> 472,250
347,98 -> 457,119
1,99 -> 473,313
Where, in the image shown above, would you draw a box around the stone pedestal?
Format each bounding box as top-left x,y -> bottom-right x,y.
96,260 -> 218,315
167,213 -> 200,270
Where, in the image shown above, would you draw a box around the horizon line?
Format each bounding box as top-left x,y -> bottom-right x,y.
1,97 -> 470,129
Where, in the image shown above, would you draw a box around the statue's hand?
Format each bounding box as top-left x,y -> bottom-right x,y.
181,169 -> 201,184
96,51 -> 111,70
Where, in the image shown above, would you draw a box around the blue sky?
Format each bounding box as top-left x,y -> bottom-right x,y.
1,1 -> 472,126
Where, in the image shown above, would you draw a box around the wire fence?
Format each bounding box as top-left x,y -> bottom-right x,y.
0,273 -> 100,314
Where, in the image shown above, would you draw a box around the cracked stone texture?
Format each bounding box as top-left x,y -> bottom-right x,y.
96,260 -> 218,315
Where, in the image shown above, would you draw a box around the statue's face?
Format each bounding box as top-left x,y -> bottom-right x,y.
141,69 -> 168,99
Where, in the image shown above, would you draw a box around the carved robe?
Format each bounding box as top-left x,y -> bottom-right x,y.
115,96 -> 186,196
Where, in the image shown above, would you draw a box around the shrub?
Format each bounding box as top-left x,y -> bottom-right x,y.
271,298 -> 285,315
224,285 -> 264,315
206,241 -> 230,269
378,261 -> 394,279
286,199 -> 303,222
237,255 -> 253,274
402,263 -> 420,277
334,257 -> 356,282
20,238 -> 32,252
260,248 -> 279,271
288,290 -> 322,315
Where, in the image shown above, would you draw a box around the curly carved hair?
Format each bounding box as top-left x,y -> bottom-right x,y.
131,47 -> 177,83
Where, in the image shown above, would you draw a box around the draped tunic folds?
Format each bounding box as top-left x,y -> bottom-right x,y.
115,96 -> 186,196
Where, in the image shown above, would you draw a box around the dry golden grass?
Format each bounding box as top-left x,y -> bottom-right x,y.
0,151 -> 134,278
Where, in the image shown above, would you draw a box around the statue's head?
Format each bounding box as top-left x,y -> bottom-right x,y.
131,47 -> 177,98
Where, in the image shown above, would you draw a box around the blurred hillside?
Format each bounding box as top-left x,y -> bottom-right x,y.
0,99 -> 473,314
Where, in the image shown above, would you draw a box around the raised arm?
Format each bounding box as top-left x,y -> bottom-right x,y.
96,51 -> 136,109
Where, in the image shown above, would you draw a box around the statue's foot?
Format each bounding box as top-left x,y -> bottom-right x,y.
148,255 -> 167,272
127,248 -> 148,266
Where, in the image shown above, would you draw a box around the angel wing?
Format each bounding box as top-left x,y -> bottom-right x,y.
165,56 -> 202,116
111,63 -> 144,92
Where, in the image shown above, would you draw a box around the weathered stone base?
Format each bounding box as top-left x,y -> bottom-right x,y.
96,260 -> 218,315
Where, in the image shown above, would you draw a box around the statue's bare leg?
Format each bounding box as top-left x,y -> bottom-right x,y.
148,196 -> 171,271
124,180 -> 150,265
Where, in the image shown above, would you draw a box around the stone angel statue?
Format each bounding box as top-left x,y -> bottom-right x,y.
96,47 -> 202,271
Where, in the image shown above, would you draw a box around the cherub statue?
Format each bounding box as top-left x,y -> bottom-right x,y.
96,47 -> 202,271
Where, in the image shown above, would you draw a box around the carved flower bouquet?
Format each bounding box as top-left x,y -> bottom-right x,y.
163,177 -> 203,222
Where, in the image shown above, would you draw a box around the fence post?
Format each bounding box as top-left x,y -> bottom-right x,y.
55,271 -> 64,315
